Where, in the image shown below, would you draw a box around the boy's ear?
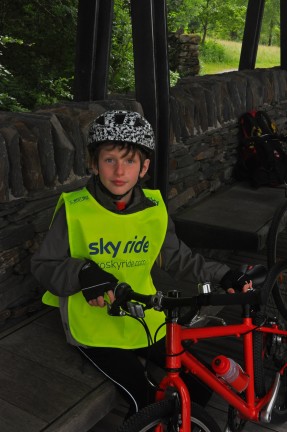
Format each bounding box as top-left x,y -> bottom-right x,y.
139,158 -> 150,178
92,162 -> 99,175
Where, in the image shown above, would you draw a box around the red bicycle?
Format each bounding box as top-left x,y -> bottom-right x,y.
109,261 -> 287,432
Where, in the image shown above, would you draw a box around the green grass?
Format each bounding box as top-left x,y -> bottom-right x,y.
200,39 -> 280,75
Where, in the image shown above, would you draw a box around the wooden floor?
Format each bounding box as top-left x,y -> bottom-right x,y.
0,309 -> 120,432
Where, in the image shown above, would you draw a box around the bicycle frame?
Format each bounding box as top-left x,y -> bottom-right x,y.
154,308 -> 287,432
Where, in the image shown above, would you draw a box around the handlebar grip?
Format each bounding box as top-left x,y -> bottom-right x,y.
197,290 -> 262,307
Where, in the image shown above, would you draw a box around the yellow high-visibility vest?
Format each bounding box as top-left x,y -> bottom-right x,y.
43,187 -> 168,348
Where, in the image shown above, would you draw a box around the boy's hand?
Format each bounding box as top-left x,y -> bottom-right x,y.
79,260 -> 118,307
220,269 -> 251,294
87,290 -> 115,307
226,280 -> 253,294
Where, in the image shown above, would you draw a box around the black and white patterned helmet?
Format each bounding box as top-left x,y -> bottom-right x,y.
88,110 -> 155,153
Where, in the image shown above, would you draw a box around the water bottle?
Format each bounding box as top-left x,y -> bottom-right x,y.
211,355 -> 249,393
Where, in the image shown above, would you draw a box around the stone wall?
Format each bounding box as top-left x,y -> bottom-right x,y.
1,67 -> 287,327
168,67 -> 287,213
168,32 -> 201,77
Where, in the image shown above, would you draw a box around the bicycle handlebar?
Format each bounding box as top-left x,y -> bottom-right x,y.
108,283 -> 263,317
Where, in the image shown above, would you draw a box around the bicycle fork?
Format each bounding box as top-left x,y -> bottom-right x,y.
155,321 -> 192,432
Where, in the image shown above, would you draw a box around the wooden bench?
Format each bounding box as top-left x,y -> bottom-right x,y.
0,308 -> 121,432
172,182 -> 287,252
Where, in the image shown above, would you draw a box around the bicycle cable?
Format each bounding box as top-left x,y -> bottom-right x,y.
123,311 -> 161,388
241,315 -> 268,336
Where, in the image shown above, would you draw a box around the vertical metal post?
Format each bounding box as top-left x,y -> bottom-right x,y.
130,0 -> 170,201
74,0 -> 114,101
153,0 -> 170,202
280,0 -> 287,69
239,0 -> 265,70
130,0 -> 158,190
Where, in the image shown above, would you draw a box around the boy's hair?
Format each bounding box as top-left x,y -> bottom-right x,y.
88,141 -> 149,169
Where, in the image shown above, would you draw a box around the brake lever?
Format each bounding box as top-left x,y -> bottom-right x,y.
107,301 -> 126,316
127,302 -> 145,318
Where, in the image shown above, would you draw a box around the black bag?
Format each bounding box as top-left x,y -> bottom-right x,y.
234,110 -> 287,187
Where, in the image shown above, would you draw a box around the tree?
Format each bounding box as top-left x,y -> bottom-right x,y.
0,0 -> 77,110
109,0 -> 135,93
167,0 -> 202,33
260,0 -> 280,46
214,0 -> 247,41
0,36 -> 27,111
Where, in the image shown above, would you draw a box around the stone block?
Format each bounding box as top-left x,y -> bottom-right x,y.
11,113 -> 57,187
168,186 -> 196,214
0,223 -> 35,252
36,104 -> 88,176
15,122 -> 45,191
49,113 -> 75,183
48,109 -> 86,177
0,133 -> 9,202
8,195 -> 59,223
174,154 -> 195,168
169,162 -> 200,184
0,126 -> 26,198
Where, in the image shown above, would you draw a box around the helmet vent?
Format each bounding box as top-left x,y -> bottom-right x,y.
134,117 -> 145,127
115,113 -> 126,124
96,115 -> 105,125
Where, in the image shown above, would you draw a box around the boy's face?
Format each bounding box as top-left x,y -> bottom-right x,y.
93,144 -> 150,203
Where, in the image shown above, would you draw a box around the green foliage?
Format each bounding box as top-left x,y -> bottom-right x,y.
260,0 -> 280,46
109,0 -> 135,93
200,39 -> 280,75
214,1 -> 247,41
34,77 -> 73,106
199,39 -> 226,63
170,70 -> 180,87
0,0 -> 78,111
0,36 -> 28,111
167,0 -> 201,33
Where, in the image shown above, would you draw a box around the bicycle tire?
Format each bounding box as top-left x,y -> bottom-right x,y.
267,200 -> 287,268
117,398 -> 221,432
266,200 -> 287,320
253,260 -> 287,424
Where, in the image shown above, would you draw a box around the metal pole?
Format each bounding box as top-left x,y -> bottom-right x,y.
130,0 -> 158,189
239,0 -> 265,70
131,0 -> 170,201
153,0 -> 170,202
74,0 -> 113,101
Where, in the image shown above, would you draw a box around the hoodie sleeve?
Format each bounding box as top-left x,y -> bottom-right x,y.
30,206 -> 84,297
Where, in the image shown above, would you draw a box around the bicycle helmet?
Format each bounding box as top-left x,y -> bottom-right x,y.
88,110 -> 155,154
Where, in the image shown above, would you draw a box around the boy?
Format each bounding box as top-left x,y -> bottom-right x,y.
31,110 -> 250,415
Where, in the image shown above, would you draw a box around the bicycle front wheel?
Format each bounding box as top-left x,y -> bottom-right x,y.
266,201 -> 287,319
253,260 -> 287,424
117,398 -> 221,432
267,200 -> 287,268
267,202 -> 287,318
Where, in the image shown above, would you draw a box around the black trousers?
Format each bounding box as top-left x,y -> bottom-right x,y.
78,338 -> 212,415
